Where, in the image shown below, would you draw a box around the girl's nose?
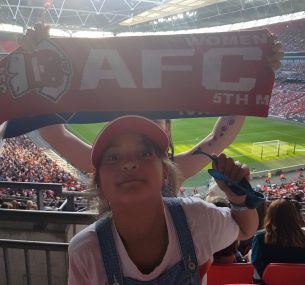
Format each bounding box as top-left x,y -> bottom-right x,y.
121,159 -> 139,171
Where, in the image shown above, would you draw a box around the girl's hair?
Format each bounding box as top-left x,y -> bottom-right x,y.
91,135 -> 181,216
165,119 -> 175,162
264,199 -> 305,247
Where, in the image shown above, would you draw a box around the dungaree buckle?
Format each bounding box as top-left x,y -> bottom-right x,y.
187,256 -> 197,273
113,275 -> 120,285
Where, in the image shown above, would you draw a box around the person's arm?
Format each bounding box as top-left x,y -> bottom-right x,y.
212,153 -> 259,240
251,231 -> 264,281
174,116 -> 245,181
39,125 -> 92,173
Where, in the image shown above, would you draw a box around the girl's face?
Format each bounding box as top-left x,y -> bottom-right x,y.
97,133 -> 165,208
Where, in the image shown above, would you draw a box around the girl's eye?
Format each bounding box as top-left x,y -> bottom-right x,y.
104,153 -> 119,163
140,150 -> 152,158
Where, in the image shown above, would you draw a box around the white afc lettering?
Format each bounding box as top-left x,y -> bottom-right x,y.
142,49 -> 194,88
80,49 -> 136,90
202,47 -> 262,92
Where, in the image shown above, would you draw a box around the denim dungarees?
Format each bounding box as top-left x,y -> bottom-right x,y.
95,198 -> 201,285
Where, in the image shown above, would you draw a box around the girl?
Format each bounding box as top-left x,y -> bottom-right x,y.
68,115 -> 258,285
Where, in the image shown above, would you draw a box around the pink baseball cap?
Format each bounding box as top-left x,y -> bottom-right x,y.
91,115 -> 169,169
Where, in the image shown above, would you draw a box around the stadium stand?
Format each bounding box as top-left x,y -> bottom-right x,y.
0,136 -> 84,187
0,135 -> 89,211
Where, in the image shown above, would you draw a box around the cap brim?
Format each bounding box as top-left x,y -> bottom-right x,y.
91,116 -> 169,169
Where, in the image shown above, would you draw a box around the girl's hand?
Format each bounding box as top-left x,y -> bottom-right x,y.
17,23 -> 50,53
268,34 -> 284,72
212,153 -> 250,205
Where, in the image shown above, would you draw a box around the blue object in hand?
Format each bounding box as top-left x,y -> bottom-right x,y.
192,148 -> 265,209
207,169 -> 265,209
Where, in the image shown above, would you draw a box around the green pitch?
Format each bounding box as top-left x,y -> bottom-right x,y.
68,117 -> 305,186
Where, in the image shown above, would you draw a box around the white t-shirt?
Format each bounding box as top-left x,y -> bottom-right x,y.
68,197 -> 239,285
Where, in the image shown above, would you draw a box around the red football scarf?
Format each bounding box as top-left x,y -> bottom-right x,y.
0,29 -> 275,129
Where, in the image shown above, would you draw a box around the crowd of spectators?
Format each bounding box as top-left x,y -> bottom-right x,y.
269,68 -> 305,121
257,170 -> 305,202
0,135 -> 86,210
265,20 -> 305,121
268,84 -> 305,121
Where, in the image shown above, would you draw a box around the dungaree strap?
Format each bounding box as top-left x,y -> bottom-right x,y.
95,218 -> 123,285
163,197 -> 199,273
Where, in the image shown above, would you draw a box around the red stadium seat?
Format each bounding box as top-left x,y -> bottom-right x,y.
262,263 -> 305,285
207,263 -> 254,285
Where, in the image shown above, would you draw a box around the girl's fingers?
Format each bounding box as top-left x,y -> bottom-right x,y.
18,24 -> 50,53
272,42 -> 282,52
213,153 -> 227,172
230,161 -> 243,181
223,157 -> 235,176
235,164 -> 249,182
213,154 -> 250,182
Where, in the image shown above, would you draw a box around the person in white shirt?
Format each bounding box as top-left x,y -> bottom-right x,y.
68,115 -> 259,285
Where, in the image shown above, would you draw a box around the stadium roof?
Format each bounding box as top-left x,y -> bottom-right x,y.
0,0 -> 305,35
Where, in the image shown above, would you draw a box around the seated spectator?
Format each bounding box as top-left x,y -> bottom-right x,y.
251,199 -> 305,283
1,202 -> 13,209
214,240 -> 239,263
205,179 -> 227,202
291,199 -> 305,228
294,191 -> 305,203
11,199 -> 20,209
265,176 -> 271,185
26,200 -> 38,210
208,196 -> 229,208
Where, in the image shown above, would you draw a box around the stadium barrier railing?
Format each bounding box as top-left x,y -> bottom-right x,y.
0,209 -> 97,285
250,163 -> 305,179
0,180 -> 98,285
0,239 -> 69,285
